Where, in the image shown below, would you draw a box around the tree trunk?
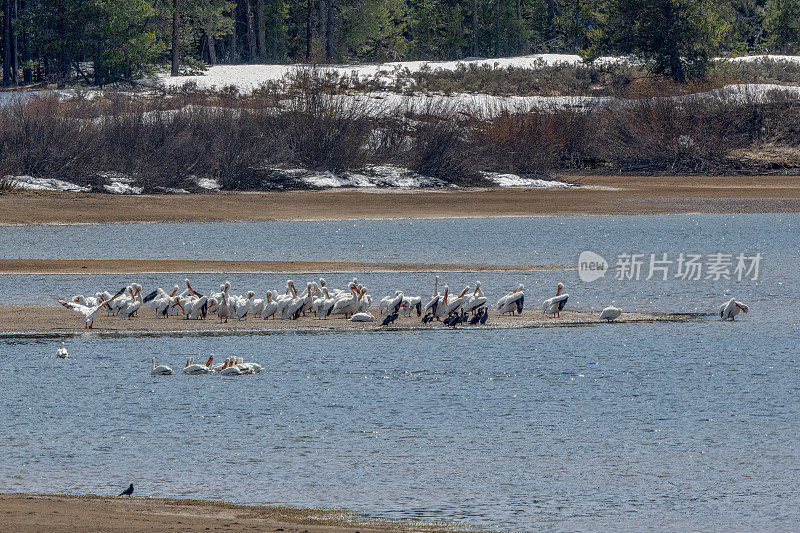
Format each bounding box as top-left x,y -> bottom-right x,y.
229,2 -> 237,63
206,33 -> 217,64
171,0 -> 181,76
12,0 -> 18,84
494,0 -> 499,57
546,0 -> 555,41
3,0 -> 11,85
325,0 -> 333,61
21,0 -> 30,83
256,0 -> 265,60
472,0 -> 478,57
246,0 -> 256,60
306,0 -> 312,62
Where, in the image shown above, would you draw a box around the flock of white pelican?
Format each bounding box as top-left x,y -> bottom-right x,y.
58,276 -> 574,328
150,354 -> 262,376
58,276 -> 750,330
56,279 -> 749,376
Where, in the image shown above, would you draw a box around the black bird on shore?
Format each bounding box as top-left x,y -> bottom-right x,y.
119,483 -> 134,497
381,312 -> 399,326
469,308 -> 484,324
480,308 -> 489,324
443,313 -> 459,327
421,313 -> 434,324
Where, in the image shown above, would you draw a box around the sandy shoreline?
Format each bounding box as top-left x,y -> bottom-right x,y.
2,174 -> 800,225
0,259 -> 566,275
0,305 -> 698,335
0,493 -> 466,533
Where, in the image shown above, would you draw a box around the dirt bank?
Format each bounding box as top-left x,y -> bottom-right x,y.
2,174 -> 800,225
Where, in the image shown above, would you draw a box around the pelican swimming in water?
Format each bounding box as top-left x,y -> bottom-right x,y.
599,306 -> 622,322
151,357 -> 173,375
183,355 -> 213,375
720,298 -> 748,320
58,287 -> 127,329
542,283 -> 569,317
57,341 -> 69,358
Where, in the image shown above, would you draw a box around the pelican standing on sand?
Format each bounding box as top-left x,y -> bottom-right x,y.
58,287 -> 127,329
497,284 -> 525,315
600,306 -> 622,322
542,283 -> 569,317
720,298 -> 748,320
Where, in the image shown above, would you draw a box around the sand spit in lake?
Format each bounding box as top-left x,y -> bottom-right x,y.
0,305 -> 702,335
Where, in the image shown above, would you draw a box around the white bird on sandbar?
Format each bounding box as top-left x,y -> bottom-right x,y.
720,298 -> 748,320
542,283 -> 569,317
497,284 -> 525,315
463,282 -> 487,314
599,306 -> 622,322
58,287 -> 127,329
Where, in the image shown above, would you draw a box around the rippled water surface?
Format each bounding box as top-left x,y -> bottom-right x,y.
1,214 -> 799,532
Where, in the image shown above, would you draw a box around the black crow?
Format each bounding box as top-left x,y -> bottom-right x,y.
119,483 -> 134,497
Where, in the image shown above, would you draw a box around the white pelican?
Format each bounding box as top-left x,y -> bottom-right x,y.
357,288 -> 372,313
424,276 -> 442,317
444,286 -> 470,315
262,291 -> 279,320
463,282 -> 487,314
382,292 -> 404,316
497,284 -> 525,315
312,288 -> 335,318
217,283 -> 230,323
183,356 -> 212,375
117,284 -> 143,319
542,283 -> 568,317
720,298 -> 748,320
220,357 -> 245,376
185,295 -> 207,320
401,295 -> 423,317
350,312 -> 375,322
151,357 -> 173,375
58,287 -> 127,329
433,284 -> 451,320
57,341 -> 69,358
332,283 -> 361,318
600,306 -> 622,322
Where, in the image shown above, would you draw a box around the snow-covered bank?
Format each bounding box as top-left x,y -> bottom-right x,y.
4,167 -> 574,194
5,176 -> 90,192
156,53 -> 800,95
158,53 -> 610,93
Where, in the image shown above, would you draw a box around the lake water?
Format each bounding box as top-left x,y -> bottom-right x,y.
1,214 -> 798,532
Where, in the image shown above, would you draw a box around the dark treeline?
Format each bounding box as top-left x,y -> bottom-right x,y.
1,0 -> 800,87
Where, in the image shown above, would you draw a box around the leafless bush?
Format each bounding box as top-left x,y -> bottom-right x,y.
1,84 -> 798,193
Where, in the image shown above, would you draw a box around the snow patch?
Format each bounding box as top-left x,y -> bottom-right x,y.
722,55 -> 800,64
157,54 -> 635,94
103,175 -> 143,194
482,172 -> 573,189
6,175 -> 90,192
286,166 -> 445,189
156,186 -> 190,194
194,177 -> 221,190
